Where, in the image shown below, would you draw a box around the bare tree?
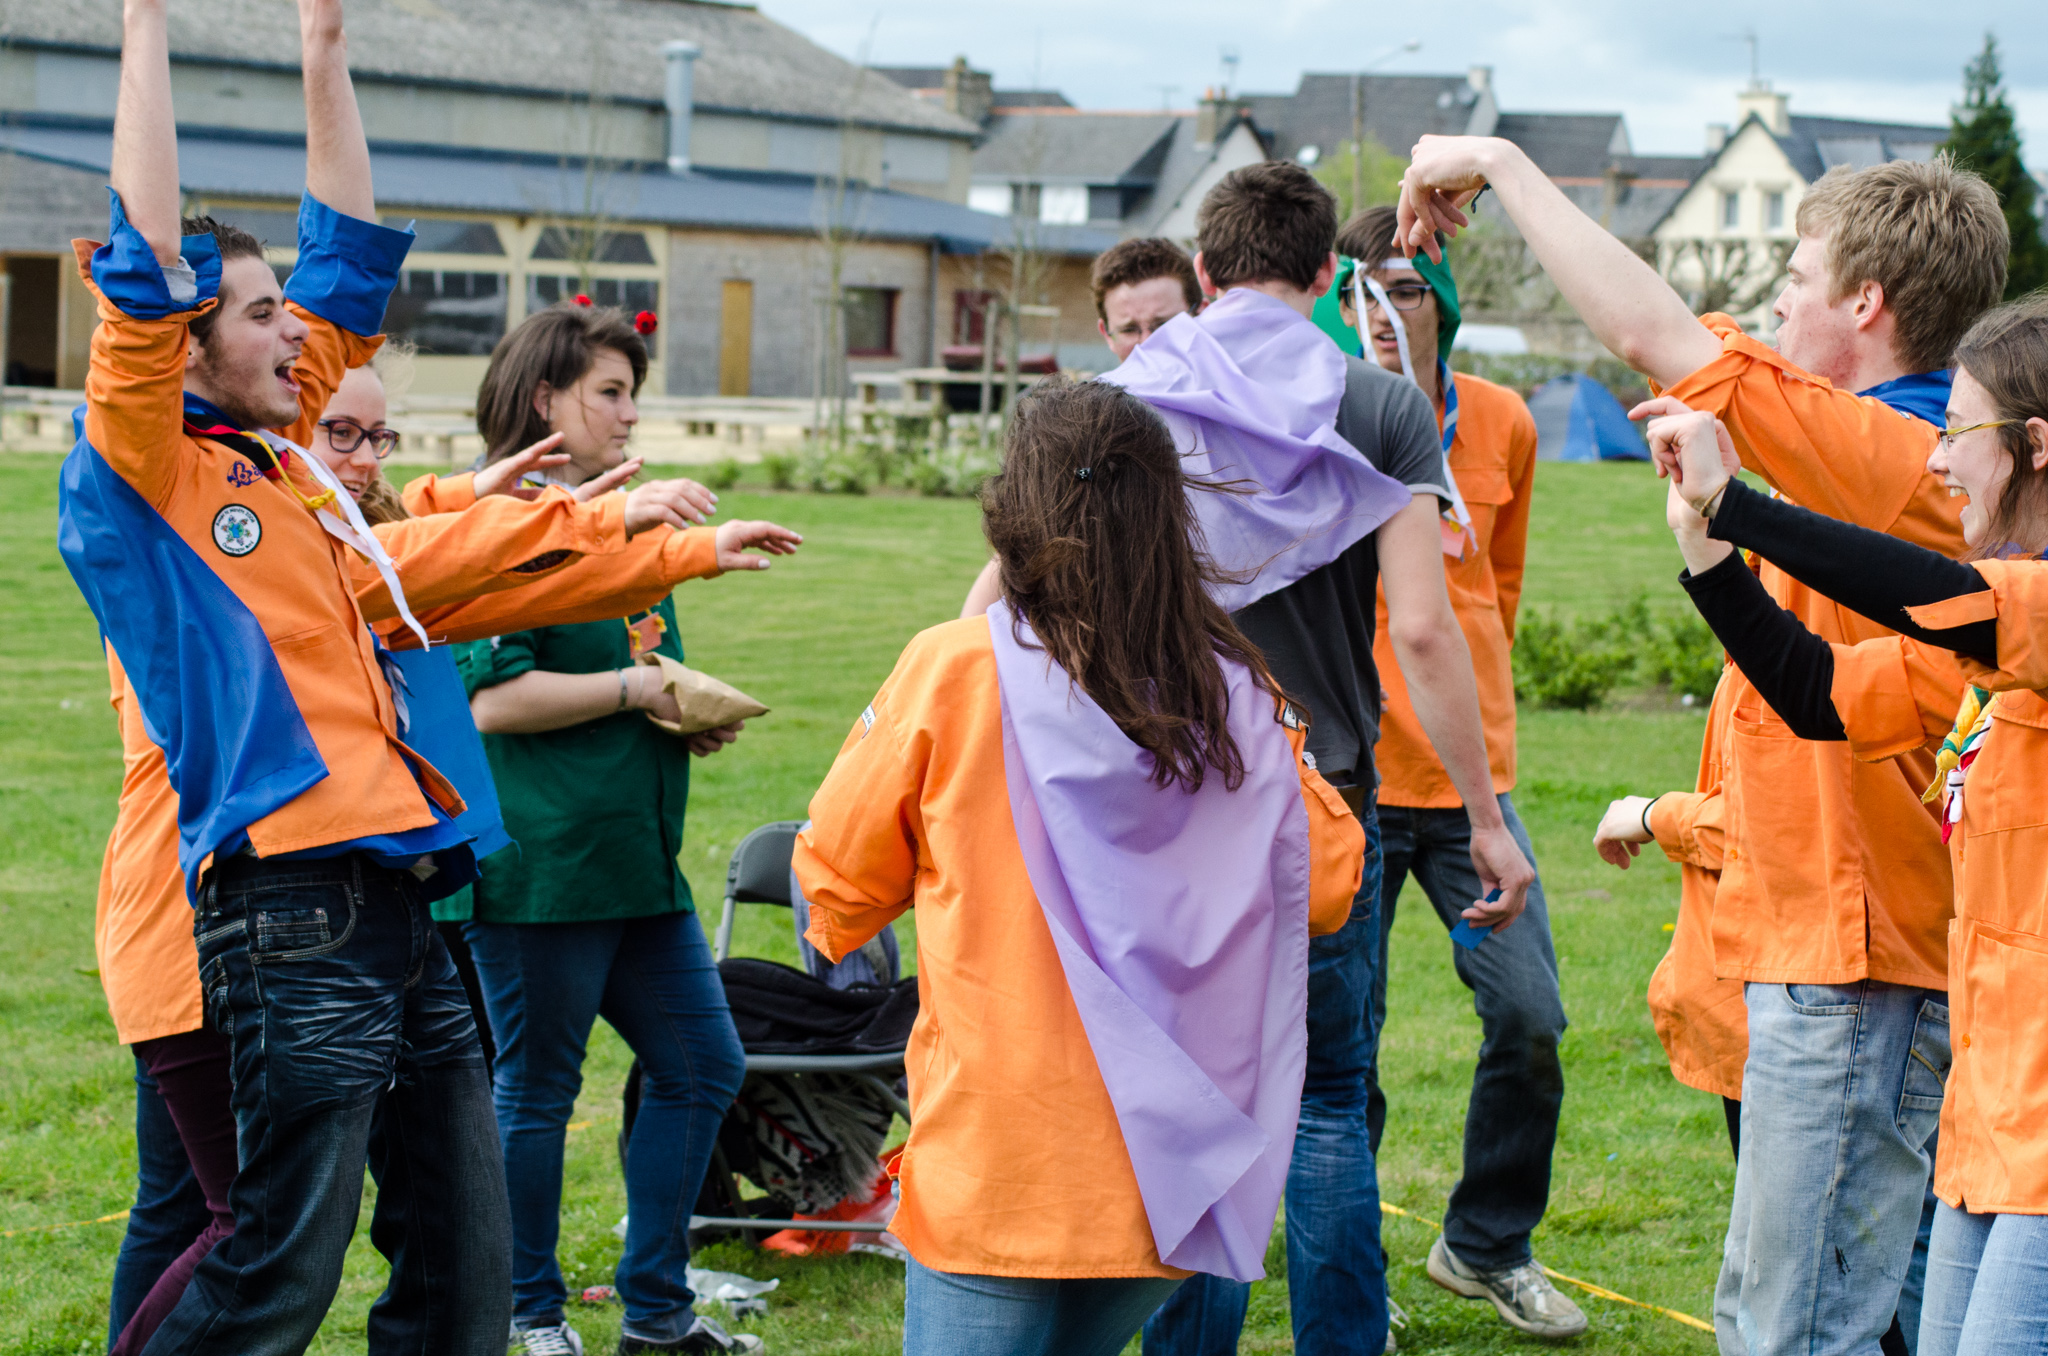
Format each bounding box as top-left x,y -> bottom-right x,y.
1657,237 -> 1796,318
810,22 -> 882,450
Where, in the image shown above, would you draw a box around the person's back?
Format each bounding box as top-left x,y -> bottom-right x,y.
796,378 -> 1364,1356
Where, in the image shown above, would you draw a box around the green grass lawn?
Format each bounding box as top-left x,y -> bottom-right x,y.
0,455 -> 1719,1354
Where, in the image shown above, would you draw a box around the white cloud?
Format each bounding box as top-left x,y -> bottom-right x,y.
759,0 -> 2048,164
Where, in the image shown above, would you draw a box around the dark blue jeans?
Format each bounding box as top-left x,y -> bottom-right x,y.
110,1057 -> 212,1346
143,854 -> 512,1356
1143,811 -> 1387,1356
466,910 -> 745,1342
1371,793 -> 1565,1270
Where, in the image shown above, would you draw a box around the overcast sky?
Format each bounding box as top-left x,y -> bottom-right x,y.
757,0 -> 2047,168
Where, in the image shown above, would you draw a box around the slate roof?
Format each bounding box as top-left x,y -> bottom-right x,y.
1779,114 -> 1946,181
1242,72 -> 1485,162
0,121 -> 1115,254
1492,112 -> 1629,180
973,112 -> 1182,184
0,0 -> 978,137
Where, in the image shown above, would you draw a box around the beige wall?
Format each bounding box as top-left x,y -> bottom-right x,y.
1653,120 -> 1803,330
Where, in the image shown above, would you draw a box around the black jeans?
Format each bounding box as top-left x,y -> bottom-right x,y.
1371,794 -> 1566,1271
142,854 -> 511,1356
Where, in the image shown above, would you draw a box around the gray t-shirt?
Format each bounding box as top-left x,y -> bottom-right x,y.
1230,357 -> 1445,795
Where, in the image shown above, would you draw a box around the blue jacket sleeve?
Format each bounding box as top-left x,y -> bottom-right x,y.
282,192 -> 414,338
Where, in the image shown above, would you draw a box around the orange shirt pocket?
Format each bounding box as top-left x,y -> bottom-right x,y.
1955,919 -> 2048,1206
1453,463 -> 1514,508
1968,703 -> 2048,837
1723,706 -> 1834,902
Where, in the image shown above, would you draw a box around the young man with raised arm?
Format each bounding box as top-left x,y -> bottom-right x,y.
1398,137 -> 2008,1354
1127,160 -> 1535,1356
53,3 -> 715,1349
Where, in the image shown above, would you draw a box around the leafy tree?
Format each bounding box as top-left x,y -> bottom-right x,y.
1311,136 -> 1408,221
1942,33 -> 2048,299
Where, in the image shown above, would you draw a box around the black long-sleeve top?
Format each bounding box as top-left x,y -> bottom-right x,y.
1677,479 -> 1998,742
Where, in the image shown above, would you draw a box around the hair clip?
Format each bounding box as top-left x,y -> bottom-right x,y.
1075,466 -> 1093,481
573,293 -> 593,307
634,310 -> 659,336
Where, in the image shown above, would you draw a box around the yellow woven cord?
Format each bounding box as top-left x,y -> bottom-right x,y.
1380,1201 -> 1715,1334
1923,686 -> 1993,804
1,1209 -> 130,1239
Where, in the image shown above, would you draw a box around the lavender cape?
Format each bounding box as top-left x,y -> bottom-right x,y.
987,601 -> 1313,1281
1102,287 -> 1415,611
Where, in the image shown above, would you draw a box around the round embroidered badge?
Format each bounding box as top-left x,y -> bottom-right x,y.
212,504 -> 261,557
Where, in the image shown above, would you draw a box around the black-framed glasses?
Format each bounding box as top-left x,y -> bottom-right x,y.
318,416 -> 401,459
1362,282 -> 1433,313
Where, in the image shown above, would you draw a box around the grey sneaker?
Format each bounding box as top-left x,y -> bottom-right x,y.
1427,1235 -> 1589,1338
514,1322 -> 586,1356
616,1317 -> 764,1353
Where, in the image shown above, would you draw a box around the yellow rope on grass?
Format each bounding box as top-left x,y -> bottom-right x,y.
1379,1201 -> 1715,1334
2,1209 -> 130,1239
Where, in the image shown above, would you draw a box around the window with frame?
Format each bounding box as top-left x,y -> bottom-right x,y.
530,226 -> 657,265
1720,190 -> 1741,230
1765,190 -> 1786,231
383,270 -> 508,356
527,275 -> 660,316
844,287 -> 898,357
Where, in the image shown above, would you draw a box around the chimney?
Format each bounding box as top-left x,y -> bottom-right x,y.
1196,88 -> 1246,148
942,57 -> 993,126
1734,79 -> 1790,137
1466,65 -> 1492,96
1705,122 -> 1729,154
663,40 -> 701,174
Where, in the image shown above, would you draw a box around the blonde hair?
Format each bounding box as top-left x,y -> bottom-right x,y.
370,338 -> 417,402
1795,156 -> 2009,374
355,475 -> 410,526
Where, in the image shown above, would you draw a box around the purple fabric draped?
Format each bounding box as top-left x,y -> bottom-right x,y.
986,600 -> 1313,1281
1102,287 -> 1415,611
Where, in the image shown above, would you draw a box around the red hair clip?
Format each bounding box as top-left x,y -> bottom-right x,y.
573,293 -> 592,307
634,310 -> 659,336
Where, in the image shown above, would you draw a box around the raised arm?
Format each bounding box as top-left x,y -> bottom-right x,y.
110,0 -> 180,267
1396,137 -> 1719,389
299,0 -> 374,221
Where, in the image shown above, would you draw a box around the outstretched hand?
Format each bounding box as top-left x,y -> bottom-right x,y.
471,434 -> 571,501
714,520 -> 803,571
1394,135 -> 1496,262
623,478 -> 719,537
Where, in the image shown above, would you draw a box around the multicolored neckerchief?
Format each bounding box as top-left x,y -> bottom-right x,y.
1923,684 -> 1994,844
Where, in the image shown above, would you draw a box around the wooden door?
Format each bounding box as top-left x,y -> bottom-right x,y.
719,280 -> 753,397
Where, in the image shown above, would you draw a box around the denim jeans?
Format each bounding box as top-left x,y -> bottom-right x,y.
1919,1205 -> 2048,1356
1715,980 -> 1949,1356
143,854 -> 512,1356
466,910 -> 745,1342
905,1256 -> 1183,1356
110,1056 -> 213,1346
1371,793 -> 1564,1270
1143,811 -> 1387,1356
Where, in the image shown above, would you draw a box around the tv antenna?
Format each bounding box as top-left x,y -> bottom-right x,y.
1219,47 -> 1240,97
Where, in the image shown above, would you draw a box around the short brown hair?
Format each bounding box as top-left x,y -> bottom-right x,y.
1795,157 -> 2009,373
476,304 -> 649,461
1195,161 -> 1338,293
983,378 -> 1290,792
1090,238 -> 1202,322
1952,293 -> 2048,559
181,216 -> 265,345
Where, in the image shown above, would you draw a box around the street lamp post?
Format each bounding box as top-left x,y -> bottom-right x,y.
1352,40 -> 1422,212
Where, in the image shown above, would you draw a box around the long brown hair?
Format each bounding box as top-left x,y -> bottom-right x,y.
476,304 -> 648,462
1954,293 -> 2048,560
982,378 -> 1292,792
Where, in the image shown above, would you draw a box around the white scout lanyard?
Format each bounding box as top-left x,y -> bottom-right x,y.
262,430 -> 433,650
1354,264 -> 1474,557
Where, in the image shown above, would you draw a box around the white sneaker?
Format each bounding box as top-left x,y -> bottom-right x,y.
1386,1295 -> 1408,1351
514,1321 -> 586,1356
1426,1235 -> 1589,1338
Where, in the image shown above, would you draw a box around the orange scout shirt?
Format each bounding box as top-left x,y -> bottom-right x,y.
1372,371 -> 1537,807
1801,562 -> 2048,1210
1644,669 -> 1745,1100
94,505 -> 721,1045
794,617 -> 1365,1278
1659,315 -> 1966,988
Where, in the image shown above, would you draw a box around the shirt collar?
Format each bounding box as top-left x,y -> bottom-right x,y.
1858,369 -> 1953,429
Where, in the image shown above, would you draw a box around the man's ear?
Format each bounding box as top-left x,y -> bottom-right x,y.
1192,251 -> 1217,299
1309,251 -> 1338,300
1850,278 -> 1887,333
1097,318 -> 1112,346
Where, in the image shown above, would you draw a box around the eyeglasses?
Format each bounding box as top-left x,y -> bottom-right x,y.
318,416 -> 401,459
1359,282 -> 1433,313
1938,419 -> 2017,451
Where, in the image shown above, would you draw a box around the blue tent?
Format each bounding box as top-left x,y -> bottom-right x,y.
1528,373 -> 1649,462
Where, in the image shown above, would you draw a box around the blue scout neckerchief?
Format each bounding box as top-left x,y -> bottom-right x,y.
1859,370 -> 1954,428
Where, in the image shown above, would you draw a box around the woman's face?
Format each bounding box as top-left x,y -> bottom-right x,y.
311,366 -> 389,499
538,347 -> 639,482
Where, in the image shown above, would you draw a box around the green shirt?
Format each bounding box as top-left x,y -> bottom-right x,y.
451,596 -> 695,925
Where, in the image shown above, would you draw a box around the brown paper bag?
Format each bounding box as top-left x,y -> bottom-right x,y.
639,653 -> 769,736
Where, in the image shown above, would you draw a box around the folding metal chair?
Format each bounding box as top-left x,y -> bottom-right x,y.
690,820 -> 910,1239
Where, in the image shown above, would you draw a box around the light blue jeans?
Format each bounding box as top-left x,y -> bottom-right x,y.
1716,980 -> 1949,1356
903,1257 -> 1183,1356
1919,1205 -> 2048,1355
